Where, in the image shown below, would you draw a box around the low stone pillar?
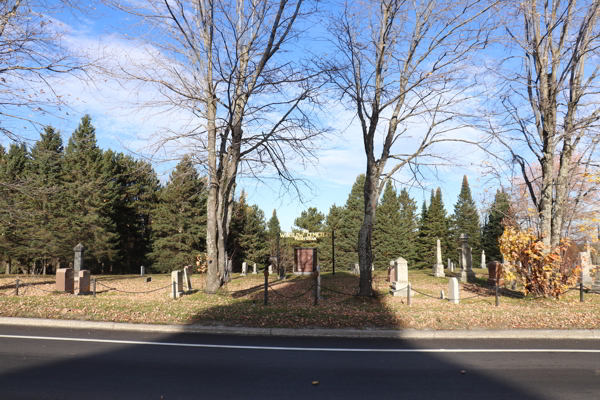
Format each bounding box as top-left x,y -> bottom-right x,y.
268,264 -> 273,274
253,263 -> 257,274
141,266 -> 145,276
171,270 -> 183,299
487,261 -> 504,287
449,277 -> 459,304
77,270 -> 90,294
56,268 -> 74,294
481,250 -> 486,269
353,263 -> 359,275
433,239 -> 445,277
241,262 -> 247,276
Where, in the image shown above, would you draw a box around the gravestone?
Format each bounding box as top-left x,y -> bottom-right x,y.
448,277 -> 459,304
433,239 -> 445,277
456,234 -> 476,283
56,268 -> 74,294
241,262 -> 248,276
389,257 -> 413,297
140,265 -> 145,276
253,263 -> 257,274
487,261 -> 504,287
578,252 -> 593,286
77,270 -> 90,295
592,266 -> 600,292
144,277 -> 152,283
183,266 -> 193,291
387,260 -> 396,282
448,258 -> 453,273
268,264 -> 273,274
481,250 -> 486,269
171,270 -> 184,299
294,247 -> 317,275
73,243 -> 85,282
354,263 -> 359,275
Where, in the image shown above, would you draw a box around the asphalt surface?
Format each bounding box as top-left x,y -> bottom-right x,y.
0,324 -> 599,399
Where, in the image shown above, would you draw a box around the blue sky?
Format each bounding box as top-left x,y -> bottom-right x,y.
2,0 -> 495,231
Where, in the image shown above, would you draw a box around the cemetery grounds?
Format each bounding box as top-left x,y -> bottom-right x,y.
0,269 -> 598,330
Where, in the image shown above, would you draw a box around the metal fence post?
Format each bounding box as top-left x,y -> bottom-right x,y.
93,278 -> 96,298
15,279 -> 19,296
314,267 -> 320,306
264,269 -> 269,306
407,282 -> 412,306
172,281 -> 176,300
495,285 -> 499,307
580,281 -> 584,303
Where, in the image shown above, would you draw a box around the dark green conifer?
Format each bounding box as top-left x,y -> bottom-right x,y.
482,189 -> 510,262
449,175 -> 481,261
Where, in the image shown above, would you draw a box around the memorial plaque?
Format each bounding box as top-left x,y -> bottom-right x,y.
294,248 -> 317,275
78,270 -> 90,294
487,261 -> 504,287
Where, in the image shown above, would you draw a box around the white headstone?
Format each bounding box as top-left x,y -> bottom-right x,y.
140,265 -> 145,276
241,262 -> 247,276
171,270 -> 183,299
253,263 -> 257,274
448,277 -> 459,304
433,239 -> 445,277
268,264 -> 273,274
371,264 -> 374,271
354,263 -> 359,275
183,266 -> 192,291
481,250 -> 486,269
390,257 -> 413,296
440,290 -> 445,300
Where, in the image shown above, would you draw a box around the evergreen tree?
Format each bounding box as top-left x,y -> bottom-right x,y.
63,115 -> 119,272
149,156 -> 207,272
482,189 -> 510,262
373,181 -> 402,269
319,204 -> 344,271
235,203 -> 269,268
294,207 -> 325,232
417,188 -> 448,269
23,127 -> 69,272
449,175 -> 481,263
397,188 -> 419,266
336,174 -> 365,270
267,209 -> 281,261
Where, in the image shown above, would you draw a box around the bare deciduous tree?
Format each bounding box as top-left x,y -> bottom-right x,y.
326,0 -> 496,295
483,0 -> 600,247
103,0 -> 329,291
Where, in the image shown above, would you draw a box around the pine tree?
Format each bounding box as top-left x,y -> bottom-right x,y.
228,191 -> 249,270
373,181 -> 402,269
417,188 -> 448,269
267,209 -> 281,262
294,207 -> 325,232
482,189 -> 510,262
149,156 -> 207,272
238,204 -> 269,268
319,204 -> 344,271
63,115 -> 119,272
449,175 -> 481,263
397,188 -> 419,266
336,174 -> 365,270
23,126 -> 69,272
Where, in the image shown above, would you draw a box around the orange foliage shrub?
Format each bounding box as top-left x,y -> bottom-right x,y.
499,227 -> 579,299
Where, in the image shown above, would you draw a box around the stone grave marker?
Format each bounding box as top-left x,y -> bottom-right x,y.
253,263 -> 257,274
141,266 -> 145,276
433,239 -> 445,277
448,277 -> 459,304
241,262 -> 248,276
487,261 -> 504,287
171,270 -> 184,299
456,234 -> 476,283
578,252 -> 593,286
77,270 -> 90,294
481,250 -> 486,269
268,264 -> 273,274
73,243 -> 85,282
389,257 -> 413,297
56,268 -> 74,294
183,266 -> 193,291
294,248 -> 317,275
387,260 -> 396,282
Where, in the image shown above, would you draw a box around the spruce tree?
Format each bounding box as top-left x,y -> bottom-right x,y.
417,188 -> 448,269
149,156 -> 207,272
336,174 -> 365,270
397,188 -> 419,266
319,204 -> 344,271
267,209 -> 281,262
482,189 -> 510,262
373,181 -> 401,269
238,204 -> 269,268
449,175 -> 481,262
294,207 -> 325,232
64,115 -> 119,272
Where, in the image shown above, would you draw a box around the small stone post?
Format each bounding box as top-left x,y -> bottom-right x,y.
449,277 -> 459,304
481,250 -> 486,269
140,266 -> 145,276
171,270 -> 183,299
253,263 -> 257,274
241,262 -> 247,276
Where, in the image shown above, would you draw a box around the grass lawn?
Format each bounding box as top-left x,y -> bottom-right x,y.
0,269 -> 598,330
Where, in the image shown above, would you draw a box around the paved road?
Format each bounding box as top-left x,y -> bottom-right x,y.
0,325 -> 599,399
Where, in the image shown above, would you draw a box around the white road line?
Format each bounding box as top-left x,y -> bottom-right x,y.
1,334 -> 600,353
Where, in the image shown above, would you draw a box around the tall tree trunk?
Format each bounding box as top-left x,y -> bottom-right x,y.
538,143 -> 555,247
552,140 -> 574,246
358,161 -> 381,296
